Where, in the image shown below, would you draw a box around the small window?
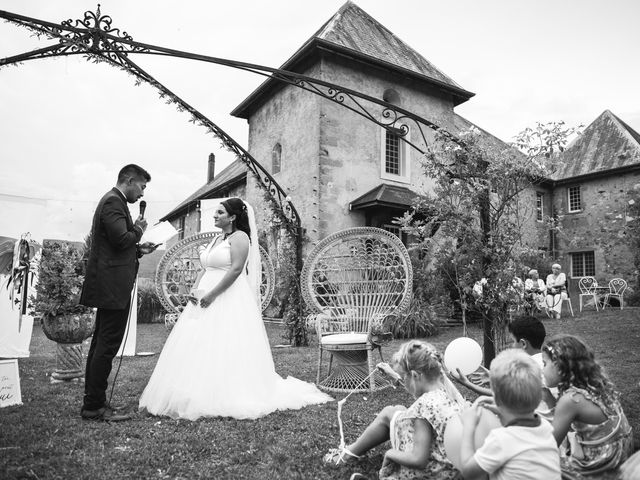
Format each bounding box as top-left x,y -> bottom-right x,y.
536,192 -> 544,221
178,216 -> 186,240
382,88 -> 401,105
571,251 -> 595,277
568,186 -> 581,212
381,127 -> 409,181
272,143 -> 282,174
385,131 -> 401,175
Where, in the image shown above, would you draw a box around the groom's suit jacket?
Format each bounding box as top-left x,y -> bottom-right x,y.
80,187 -> 143,310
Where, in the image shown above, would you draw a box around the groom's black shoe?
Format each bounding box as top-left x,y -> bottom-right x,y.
103,401 -> 126,412
81,406 -> 132,422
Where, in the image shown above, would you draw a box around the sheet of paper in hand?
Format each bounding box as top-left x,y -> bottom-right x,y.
141,222 -> 178,246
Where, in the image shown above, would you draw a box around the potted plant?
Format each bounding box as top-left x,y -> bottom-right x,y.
34,238 -> 95,382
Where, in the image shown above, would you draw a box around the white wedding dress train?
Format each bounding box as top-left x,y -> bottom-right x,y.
139,239 -> 332,420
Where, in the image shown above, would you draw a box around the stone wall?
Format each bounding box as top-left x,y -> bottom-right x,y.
243,56 -> 459,253
314,56 -> 455,243
551,172 -> 639,286
245,63 -> 322,254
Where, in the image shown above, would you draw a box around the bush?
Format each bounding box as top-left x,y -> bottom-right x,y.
409,252 -> 456,323
624,286 -> 639,307
384,297 -> 442,339
33,240 -> 90,317
137,279 -> 165,323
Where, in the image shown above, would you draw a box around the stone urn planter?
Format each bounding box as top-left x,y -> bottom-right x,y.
41,312 -> 95,382
34,239 -> 95,383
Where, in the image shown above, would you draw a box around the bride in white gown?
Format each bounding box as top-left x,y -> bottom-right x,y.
139,198 -> 332,420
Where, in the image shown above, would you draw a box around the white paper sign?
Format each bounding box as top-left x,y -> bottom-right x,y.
0,359 -> 22,408
141,221 -> 178,246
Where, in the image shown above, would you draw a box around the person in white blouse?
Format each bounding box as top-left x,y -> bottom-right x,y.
545,264 -> 567,319
525,269 -> 547,313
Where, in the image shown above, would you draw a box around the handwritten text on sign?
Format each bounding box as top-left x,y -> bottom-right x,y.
0,359 -> 22,408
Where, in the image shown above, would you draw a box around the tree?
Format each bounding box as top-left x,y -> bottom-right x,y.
400,122 -> 577,364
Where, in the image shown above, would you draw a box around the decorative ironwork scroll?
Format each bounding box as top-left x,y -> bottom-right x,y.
0,6 -> 466,164
0,6 -> 300,230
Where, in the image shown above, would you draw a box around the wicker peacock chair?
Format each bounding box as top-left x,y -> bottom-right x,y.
155,232 -> 275,329
301,227 -> 413,393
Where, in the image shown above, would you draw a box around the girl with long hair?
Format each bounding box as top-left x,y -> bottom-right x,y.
541,334 -> 633,478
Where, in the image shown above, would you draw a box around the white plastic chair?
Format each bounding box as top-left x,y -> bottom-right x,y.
604,278 -> 627,310
578,276 -> 599,312
301,227 -> 413,393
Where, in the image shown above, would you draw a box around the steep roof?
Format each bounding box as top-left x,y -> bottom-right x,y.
232,1 -> 473,118
160,160 -> 247,221
452,113 -> 511,151
553,110 -> 640,180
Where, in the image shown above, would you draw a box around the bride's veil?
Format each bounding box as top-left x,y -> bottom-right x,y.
243,201 -> 262,306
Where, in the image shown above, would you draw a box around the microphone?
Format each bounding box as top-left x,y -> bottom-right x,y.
139,200 -> 147,218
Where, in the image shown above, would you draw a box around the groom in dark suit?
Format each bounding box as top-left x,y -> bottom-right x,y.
80,164 -> 157,421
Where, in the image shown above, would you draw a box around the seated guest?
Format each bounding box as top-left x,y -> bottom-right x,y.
545,263 -> 567,319
524,269 -> 547,312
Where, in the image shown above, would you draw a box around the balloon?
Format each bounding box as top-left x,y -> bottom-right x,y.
444,337 -> 483,376
444,409 -> 502,470
443,414 -> 464,471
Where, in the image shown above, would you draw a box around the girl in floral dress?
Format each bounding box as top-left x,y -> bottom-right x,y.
323,340 -> 471,479
541,334 -> 633,479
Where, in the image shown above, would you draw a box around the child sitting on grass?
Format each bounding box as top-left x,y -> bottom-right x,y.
323,340 -> 470,479
541,334 -> 633,478
460,349 -> 561,479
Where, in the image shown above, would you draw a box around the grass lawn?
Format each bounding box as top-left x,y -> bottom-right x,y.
1,308 -> 639,479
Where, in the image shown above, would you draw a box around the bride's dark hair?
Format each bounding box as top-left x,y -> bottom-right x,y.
221,198 -> 251,240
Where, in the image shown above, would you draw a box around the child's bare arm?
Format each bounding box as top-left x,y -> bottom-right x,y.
460,402 -> 490,479
383,418 -> 432,469
451,368 -> 492,397
541,387 -> 557,409
551,394 -> 578,445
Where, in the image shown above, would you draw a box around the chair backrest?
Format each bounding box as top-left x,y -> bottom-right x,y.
300,227 -> 413,333
578,276 -> 598,294
154,232 -> 275,314
608,278 -> 628,295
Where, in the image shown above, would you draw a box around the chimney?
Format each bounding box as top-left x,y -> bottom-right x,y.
207,153 -> 215,183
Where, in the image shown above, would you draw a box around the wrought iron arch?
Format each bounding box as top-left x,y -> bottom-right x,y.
0,6 -> 467,160
0,5 -> 469,346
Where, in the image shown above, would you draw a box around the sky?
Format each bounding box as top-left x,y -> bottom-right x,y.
1,0 -> 639,242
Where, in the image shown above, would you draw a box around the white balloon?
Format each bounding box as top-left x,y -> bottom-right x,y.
444,409 -> 502,470
444,337 -> 483,376
443,414 -> 464,471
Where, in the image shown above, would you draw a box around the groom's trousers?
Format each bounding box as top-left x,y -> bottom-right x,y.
83,301 -> 130,411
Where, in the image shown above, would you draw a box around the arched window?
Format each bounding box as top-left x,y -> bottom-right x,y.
272,143 -> 282,174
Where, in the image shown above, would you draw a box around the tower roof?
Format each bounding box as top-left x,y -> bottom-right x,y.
553,110 -> 640,180
232,1 -> 473,118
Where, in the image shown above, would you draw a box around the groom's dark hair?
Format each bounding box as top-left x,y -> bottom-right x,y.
117,164 -> 151,183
